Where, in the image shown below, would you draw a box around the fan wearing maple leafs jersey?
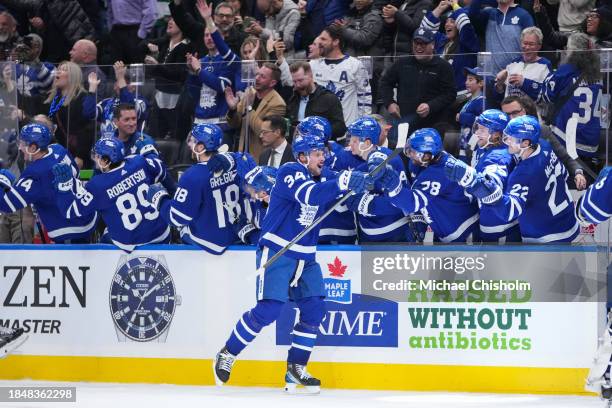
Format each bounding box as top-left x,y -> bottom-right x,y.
311,28 -> 372,126
214,133 -> 371,393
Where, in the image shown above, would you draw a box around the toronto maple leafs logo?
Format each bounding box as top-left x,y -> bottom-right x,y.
297,204 -> 319,227
324,256 -> 351,303
199,86 -> 217,109
325,81 -> 345,102
511,16 -> 519,24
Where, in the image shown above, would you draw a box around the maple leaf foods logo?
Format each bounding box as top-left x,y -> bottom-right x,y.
324,256 -> 351,303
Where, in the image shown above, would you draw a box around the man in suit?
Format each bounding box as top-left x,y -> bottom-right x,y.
286,61 -> 347,141
258,115 -> 294,167
226,63 -> 286,160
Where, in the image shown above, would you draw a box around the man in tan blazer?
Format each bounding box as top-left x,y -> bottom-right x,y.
225,62 -> 286,159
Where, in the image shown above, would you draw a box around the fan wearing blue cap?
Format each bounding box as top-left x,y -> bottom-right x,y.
367,128 -> 480,243
52,136 -> 171,251
0,123 -> 97,243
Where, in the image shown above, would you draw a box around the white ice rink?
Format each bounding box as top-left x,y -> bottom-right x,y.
0,381 -> 604,408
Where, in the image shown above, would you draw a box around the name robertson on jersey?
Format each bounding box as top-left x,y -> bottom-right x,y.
106,169 -> 146,199
210,169 -> 237,189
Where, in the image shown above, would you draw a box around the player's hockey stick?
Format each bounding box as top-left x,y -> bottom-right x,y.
257,123 -> 412,272
565,117 -> 597,179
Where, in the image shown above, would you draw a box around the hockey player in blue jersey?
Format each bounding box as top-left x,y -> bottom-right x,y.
446,115 -> 580,243
447,109 -> 520,243
213,133 -> 370,393
234,165 -> 277,245
52,138 -> 170,251
341,117 -> 417,242
0,123 -> 97,243
370,128 -> 480,242
147,123 -> 246,254
577,166 -> 611,226
297,116 -> 359,244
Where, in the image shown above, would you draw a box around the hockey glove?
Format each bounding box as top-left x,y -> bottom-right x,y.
467,174 -> 502,204
380,167 -> 402,197
208,152 -> 235,175
444,156 -> 477,187
135,137 -> 158,156
344,192 -> 375,216
366,150 -> 388,183
337,170 -> 369,194
52,163 -> 74,192
147,184 -> 169,211
0,169 -> 15,191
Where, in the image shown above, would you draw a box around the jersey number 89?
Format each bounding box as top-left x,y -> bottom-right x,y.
116,184 -> 158,230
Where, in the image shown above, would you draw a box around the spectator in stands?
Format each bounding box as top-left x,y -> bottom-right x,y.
311,25 -> 371,127
500,95 -> 588,190
546,0 -> 595,33
307,36 -> 322,59
420,1 -> 479,91
226,62 -> 286,159
381,0 -> 431,57
0,11 -> 19,61
107,0 -> 159,64
13,34 -> 54,98
170,0 -> 247,55
286,61 -> 346,141
494,27 -> 551,100
379,28 -> 456,138
258,114 -> 293,167
468,0 -> 534,74
246,0 -> 301,58
97,61 -> 148,139
44,61 -> 96,169
520,33 -> 603,173
240,36 -> 269,63
185,0 -> 240,130
534,1 -> 612,49
1,0 -> 96,62
143,17 -> 191,140
456,67 -> 485,161
69,39 -> 108,97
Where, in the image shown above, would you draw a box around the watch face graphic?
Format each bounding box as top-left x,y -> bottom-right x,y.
109,256 -> 177,342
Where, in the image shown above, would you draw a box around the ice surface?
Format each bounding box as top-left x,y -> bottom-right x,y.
0,380 -> 603,408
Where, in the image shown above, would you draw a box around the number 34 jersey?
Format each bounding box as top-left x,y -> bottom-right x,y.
158,161 -> 241,254
57,155 -> 170,251
483,140 -> 579,243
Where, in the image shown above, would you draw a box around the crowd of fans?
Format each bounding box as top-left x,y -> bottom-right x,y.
0,0 -> 609,244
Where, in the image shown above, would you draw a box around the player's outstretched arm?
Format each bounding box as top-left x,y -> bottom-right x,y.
51,163 -> 97,219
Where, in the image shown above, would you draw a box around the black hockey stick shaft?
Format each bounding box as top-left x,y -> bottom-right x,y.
259,148 -> 403,271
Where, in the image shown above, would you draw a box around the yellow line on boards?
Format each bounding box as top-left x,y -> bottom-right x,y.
0,355 -> 594,395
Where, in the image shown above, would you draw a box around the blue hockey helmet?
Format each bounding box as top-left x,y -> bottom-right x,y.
244,165 -> 278,196
297,116 -> 332,142
475,109 -> 509,133
19,123 -> 51,150
407,128 -> 443,158
347,116 -> 381,145
502,115 -> 540,145
292,133 -> 325,161
190,123 -> 224,151
93,137 -> 125,164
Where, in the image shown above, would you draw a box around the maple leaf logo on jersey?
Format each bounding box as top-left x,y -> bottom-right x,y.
511,16 -> 519,24
327,256 -> 347,277
325,81 -> 345,102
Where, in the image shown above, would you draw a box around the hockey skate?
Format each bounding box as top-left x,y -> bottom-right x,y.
213,347 -> 236,386
0,328 -> 27,358
284,362 -> 321,394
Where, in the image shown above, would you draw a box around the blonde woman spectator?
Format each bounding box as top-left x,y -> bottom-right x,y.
43,61 -> 96,169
